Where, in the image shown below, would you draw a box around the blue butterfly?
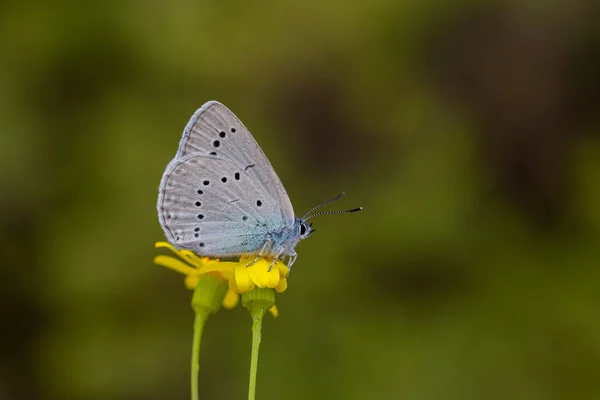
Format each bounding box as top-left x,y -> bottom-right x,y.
157,101 -> 361,271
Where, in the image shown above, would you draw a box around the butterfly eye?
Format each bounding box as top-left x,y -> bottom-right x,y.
300,223 -> 307,235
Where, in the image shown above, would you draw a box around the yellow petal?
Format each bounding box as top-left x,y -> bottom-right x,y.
222,290 -> 239,309
267,262 -> 281,288
155,241 -> 176,250
268,305 -> 279,318
202,256 -> 221,265
202,261 -> 237,280
185,274 -> 199,289
277,262 -> 289,277
155,242 -> 203,268
179,249 -> 203,267
154,255 -> 197,276
229,274 -> 240,293
246,259 -> 283,289
234,265 -> 255,293
247,259 -> 271,288
217,269 -> 234,280
275,277 -> 287,293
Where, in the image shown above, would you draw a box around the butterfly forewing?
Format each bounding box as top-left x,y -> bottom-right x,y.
175,101 -> 294,226
158,101 -> 297,256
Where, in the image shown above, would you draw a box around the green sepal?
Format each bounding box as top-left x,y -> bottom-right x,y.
242,287 -> 276,318
191,272 -> 228,316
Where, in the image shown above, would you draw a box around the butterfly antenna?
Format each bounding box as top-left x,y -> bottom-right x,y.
302,192 -> 346,220
304,207 -> 363,221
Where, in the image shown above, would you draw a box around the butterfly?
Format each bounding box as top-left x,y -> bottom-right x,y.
157,101 -> 361,271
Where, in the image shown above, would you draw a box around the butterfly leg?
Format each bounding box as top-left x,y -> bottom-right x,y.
246,237 -> 271,267
268,246 -> 286,272
285,250 -> 298,277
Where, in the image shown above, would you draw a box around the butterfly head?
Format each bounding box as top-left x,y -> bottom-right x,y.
296,219 -> 315,240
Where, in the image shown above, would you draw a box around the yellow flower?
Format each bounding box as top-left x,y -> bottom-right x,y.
153,242 -> 287,317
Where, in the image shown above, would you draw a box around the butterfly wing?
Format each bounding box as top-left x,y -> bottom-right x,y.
175,101 -> 295,226
158,153 -> 284,256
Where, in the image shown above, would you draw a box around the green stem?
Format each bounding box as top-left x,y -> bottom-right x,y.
191,312 -> 208,400
242,288 -> 275,400
189,273 -> 228,400
248,308 -> 266,400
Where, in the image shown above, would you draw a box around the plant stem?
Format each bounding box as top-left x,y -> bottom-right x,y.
189,272 -> 228,400
248,308 -> 266,400
191,312 -> 208,400
242,287 -> 275,400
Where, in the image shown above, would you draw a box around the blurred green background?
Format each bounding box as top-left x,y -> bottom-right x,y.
2,1 -> 600,399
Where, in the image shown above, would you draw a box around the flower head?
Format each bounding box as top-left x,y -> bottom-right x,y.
154,242 -> 287,316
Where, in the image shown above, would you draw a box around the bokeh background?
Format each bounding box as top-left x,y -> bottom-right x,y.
2,1 -> 600,399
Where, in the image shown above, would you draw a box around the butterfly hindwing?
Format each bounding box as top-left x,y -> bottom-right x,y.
158,153 -> 285,256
